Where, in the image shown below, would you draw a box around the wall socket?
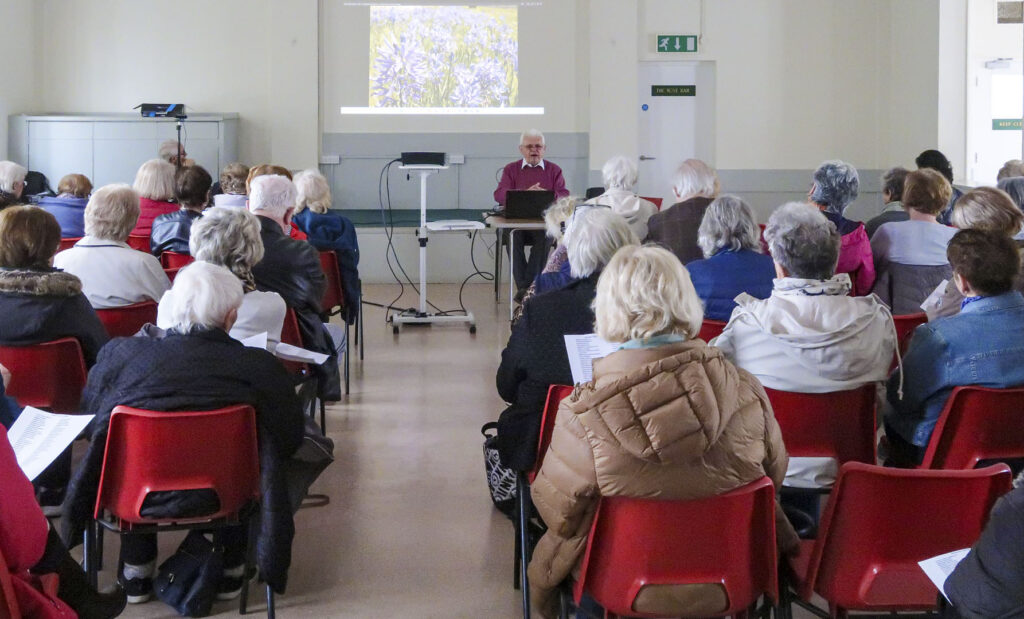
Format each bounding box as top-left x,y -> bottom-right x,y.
449,154 -> 465,164
319,154 -> 340,165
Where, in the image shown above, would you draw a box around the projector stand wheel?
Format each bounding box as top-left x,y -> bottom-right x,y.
469,324 -> 477,334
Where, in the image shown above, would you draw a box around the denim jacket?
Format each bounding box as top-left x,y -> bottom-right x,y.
884,291 -> 1024,447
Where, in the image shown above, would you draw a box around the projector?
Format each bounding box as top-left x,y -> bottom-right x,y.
401,152 -> 446,166
135,103 -> 186,118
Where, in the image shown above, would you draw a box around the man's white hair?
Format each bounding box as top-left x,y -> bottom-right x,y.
520,129 -> 545,146
563,206 -> 638,278
162,260 -> 244,332
672,159 -> 720,201
0,161 -> 28,194
248,174 -> 296,220
601,156 -> 638,190
132,159 -> 175,201
158,140 -> 184,163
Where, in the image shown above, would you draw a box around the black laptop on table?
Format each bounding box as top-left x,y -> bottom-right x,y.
502,190 -> 556,219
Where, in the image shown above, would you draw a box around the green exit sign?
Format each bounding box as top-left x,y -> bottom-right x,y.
657,35 -> 698,53
993,118 -> 1023,130
652,85 -> 696,97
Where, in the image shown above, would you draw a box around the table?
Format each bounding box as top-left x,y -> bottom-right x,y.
483,214 -> 546,320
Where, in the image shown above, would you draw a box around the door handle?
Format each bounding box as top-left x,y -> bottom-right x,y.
639,155 -> 656,161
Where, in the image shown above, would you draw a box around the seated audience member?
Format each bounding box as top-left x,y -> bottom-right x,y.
157,207 -> 286,350
714,203 -> 895,487
925,187 -> 1024,319
998,158 -> 1024,181
645,158 -> 721,264
38,173 -> 92,237
916,149 -> 962,225
870,169 -> 956,314
496,207 -> 637,471
247,164 -> 308,240
62,261 -> 304,605
686,195 -> 775,321
150,164 -> 213,254
157,139 -> 193,167
0,206 -> 107,365
510,198 -> 580,323
131,159 -> 177,236
528,244 -> 798,617
0,160 -> 27,209
213,162 -> 250,207
864,166 -> 909,238
55,184 -> 170,309
1,423 -> 127,618
941,483 -> 1024,618
291,169 -> 360,323
584,155 -> 658,238
996,176 -> 1024,239
808,160 -> 876,295
248,174 -> 340,399
883,229 -> 1024,466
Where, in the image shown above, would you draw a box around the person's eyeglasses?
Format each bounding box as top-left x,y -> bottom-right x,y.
564,203 -> 612,234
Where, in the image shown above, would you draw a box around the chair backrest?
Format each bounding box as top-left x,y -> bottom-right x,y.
584,187 -> 604,200
920,385 -> 1024,469
801,462 -> 1011,611
125,235 -> 150,252
278,308 -> 309,377
160,251 -> 194,269
892,312 -> 927,356
95,405 -> 260,525
58,237 -> 81,252
639,196 -> 663,210
0,545 -> 21,619
697,319 -> 727,342
0,338 -> 87,413
528,384 -> 574,483
318,250 -> 345,315
95,301 -> 158,338
763,385 -> 877,464
164,266 -> 182,283
574,477 -> 778,618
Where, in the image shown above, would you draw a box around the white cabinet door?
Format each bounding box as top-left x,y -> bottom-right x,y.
27,122 -> 94,187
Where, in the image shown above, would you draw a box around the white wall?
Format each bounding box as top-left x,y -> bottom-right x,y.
33,0 -> 318,171
0,0 -> 36,161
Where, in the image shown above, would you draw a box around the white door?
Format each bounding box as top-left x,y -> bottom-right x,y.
968,59 -> 1023,185
636,61 -> 712,205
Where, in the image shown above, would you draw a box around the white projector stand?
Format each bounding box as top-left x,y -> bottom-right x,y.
391,165 -> 476,335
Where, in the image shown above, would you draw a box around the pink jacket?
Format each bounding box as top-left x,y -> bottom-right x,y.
836,223 -> 875,296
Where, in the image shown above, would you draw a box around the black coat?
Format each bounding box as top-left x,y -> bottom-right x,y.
0,268 -> 108,366
495,273 -> 599,471
149,208 -> 201,255
61,328 -> 304,593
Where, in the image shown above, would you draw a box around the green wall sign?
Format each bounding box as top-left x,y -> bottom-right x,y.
993,118 -> 1023,130
657,35 -> 698,53
651,85 -> 696,97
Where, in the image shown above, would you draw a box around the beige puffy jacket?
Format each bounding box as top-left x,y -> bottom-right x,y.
528,339 -> 799,617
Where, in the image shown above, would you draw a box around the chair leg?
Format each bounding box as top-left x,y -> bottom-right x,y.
512,509 -> 521,591
558,588 -> 570,619
83,521 -> 96,589
358,283 -> 364,361
517,473 -> 532,619
266,586 -> 275,619
319,399 -> 326,436
95,525 -> 104,571
240,516 -> 257,615
343,321 -> 350,395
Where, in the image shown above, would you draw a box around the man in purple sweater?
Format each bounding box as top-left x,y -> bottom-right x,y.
494,129 -> 570,297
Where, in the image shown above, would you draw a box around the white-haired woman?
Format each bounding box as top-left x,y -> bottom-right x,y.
496,207 -> 637,472
686,195 -> 775,321
290,169 -> 360,323
131,158 -> 177,236
585,155 -> 658,238
807,160 -> 876,295
645,158 -> 721,264
54,184 -> 170,309
528,244 -> 797,617
714,202 -> 895,487
62,261 -> 304,605
156,207 -> 286,350
0,160 -> 27,209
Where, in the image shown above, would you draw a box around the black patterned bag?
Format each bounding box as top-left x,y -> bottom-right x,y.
481,421 -> 517,518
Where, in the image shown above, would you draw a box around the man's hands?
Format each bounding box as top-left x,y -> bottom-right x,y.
526,183 -> 544,191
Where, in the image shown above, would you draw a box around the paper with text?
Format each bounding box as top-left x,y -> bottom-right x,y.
564,334 -> 620,384
275,342 -> 329,365
918,547 -> 970,602
8,407 -> 94,481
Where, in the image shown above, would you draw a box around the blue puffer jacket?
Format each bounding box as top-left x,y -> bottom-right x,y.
686,249 -> 776,321
37,195 -> 88,238
292,209 -> 360,323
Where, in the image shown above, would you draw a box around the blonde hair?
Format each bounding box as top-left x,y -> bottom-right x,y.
293,169 -> 332,214
543,196 -> 577,241
84,184 -> 140,241
952,187 -> 1024,237
132,159 -> 175,201
672,159 -> 720,201
593,245 -> 703,343
245,164 -> 292,195
57,174 -> 92,198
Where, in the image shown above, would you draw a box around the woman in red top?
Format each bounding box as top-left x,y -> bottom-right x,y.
131,159 -> 177,236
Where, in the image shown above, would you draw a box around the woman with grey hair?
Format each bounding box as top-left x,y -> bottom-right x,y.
996,176 -> 1024,240
686,195 -> 775,320
645,158 -> 721,264
54,184 -> 170,309
584,155 -> 657,238
808,160 -> 876,295
865,167 -> 910,238
0,160 -> 27,208
715,202 -> 895,488
156,207 -> 287,350
496,207 -> 637,471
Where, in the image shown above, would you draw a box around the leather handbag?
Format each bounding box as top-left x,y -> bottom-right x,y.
154,530 -> 225,617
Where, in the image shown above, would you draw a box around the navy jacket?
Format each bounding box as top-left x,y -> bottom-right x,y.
37,196 -> 88,238
292,209 -> 360,324
687,249 -> 776,321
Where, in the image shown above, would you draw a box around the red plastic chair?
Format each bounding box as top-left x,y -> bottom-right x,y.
0,338 -> 87,413
84,404 -> 274,615
125,235 -> 149,252
698,319 -> 727,342
318,250 -> 353,394
164,266 -> 182,283
95,301 -> 158,338
893,312 -> 927,356
784,462 -> 1011,616
159,251 -> 194,269
763,385 -> 877,466
529,385 -> 575,484
920,385 -> 1024,469
58,237 -> 81,252
567,477 -> 779,619
639,196 -> 663,210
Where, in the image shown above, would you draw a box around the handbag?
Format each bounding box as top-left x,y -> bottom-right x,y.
482,421 -> 517,519
154,530 -> 225,617
285,415 -> 336,513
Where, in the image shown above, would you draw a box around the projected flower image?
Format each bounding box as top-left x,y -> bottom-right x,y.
369,6 -> 518,108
